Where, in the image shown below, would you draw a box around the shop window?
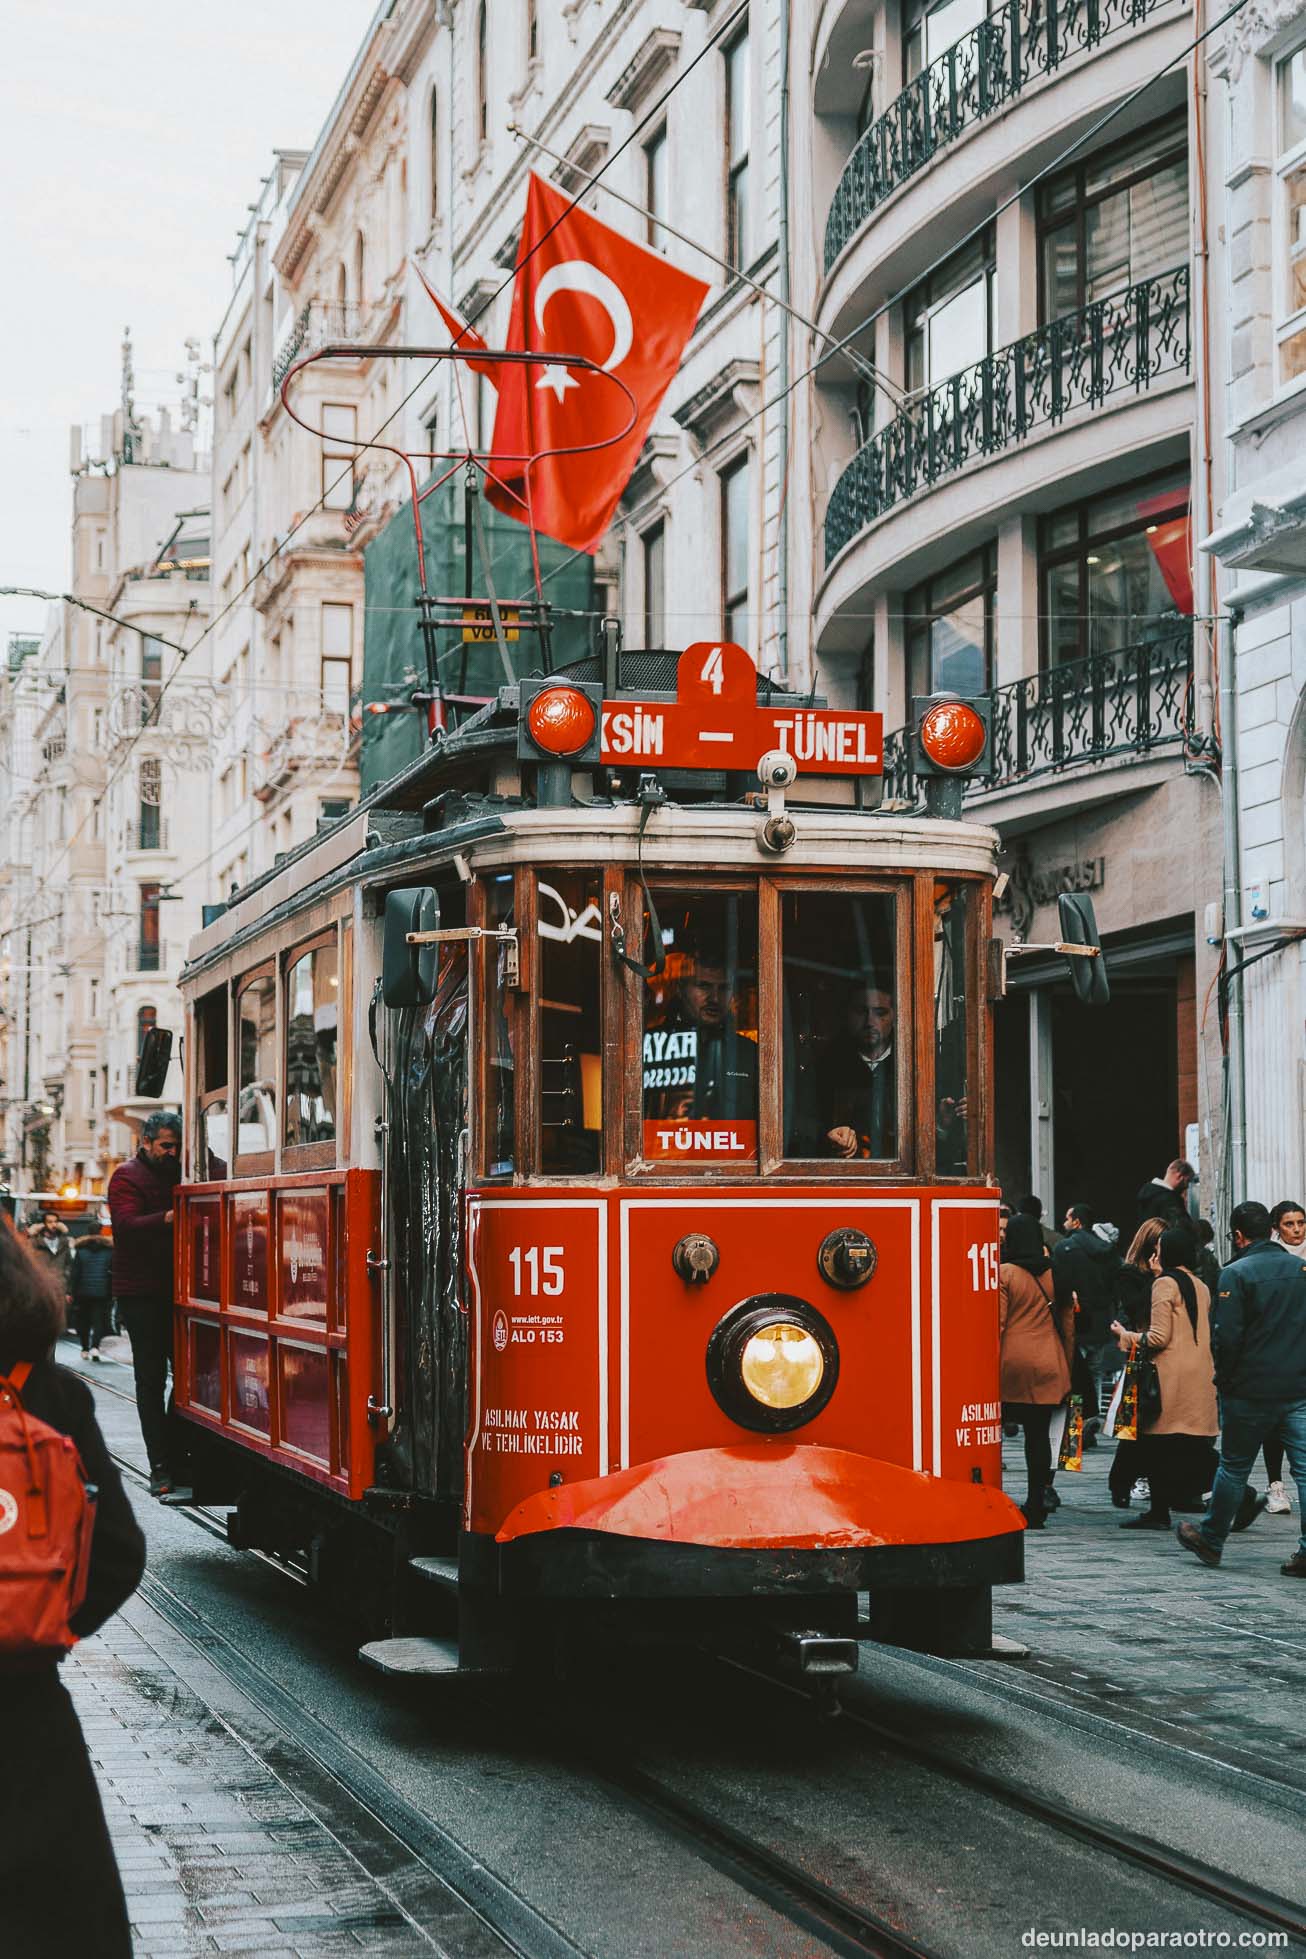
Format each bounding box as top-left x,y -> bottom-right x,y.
905,546 -> 996,697
485,874 -> 516,1177
537,874 -> 602,1175
905,230 -> 995,394
237,974 -> 277,1161
782,891 -> 900,1161
284,939 -> 339,1149
934,882 -> 972,1176
641,892 -> 758,1166
1037,111 -> 1187,320
196,987 -> 229,1180
1277,45 -> 1306,385
1038,469 -> 1192,667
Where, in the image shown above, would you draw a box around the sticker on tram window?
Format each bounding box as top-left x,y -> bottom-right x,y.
643,1118 -> 758,1162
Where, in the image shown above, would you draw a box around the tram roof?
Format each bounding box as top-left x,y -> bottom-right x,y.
182,656 -> 998,984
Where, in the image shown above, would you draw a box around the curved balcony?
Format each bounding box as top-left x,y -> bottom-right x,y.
825,266 -> 1189,567
824,0 -> 1172,274
881,627 -> 1195,804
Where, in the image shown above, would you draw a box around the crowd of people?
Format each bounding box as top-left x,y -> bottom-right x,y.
998,1161 -> 1306,1577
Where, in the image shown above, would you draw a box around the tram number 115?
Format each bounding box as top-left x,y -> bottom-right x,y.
509,1245 -> 565,1297
966,1242 -> 999,1292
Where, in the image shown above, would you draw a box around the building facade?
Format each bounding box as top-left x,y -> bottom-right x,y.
1203,3 -> 1306,1210
788,0 -> 1225,1228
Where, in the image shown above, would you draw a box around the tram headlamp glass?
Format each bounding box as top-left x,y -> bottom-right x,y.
740,1322 -> 825,1410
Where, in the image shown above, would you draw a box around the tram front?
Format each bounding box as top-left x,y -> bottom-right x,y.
435,643 -> 1024,1665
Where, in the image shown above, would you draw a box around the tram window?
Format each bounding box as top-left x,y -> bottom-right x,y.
237,974 -> 277,1159
486,874 -> 516,1177
782,892 -> 899,1161
284,939 -> 338,1148
934,881 -> 972,1175
641,892 -> 758,1164
537,872 -> 602,1175
196,987 -> 230,1180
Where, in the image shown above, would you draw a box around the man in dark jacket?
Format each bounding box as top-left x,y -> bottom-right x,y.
1136,1159 -> 1197,1227
1054,1202 -> 1122,1424
71,1229 -> 115,1360
107,1111 -> 187,1496
1177,1200 -> 1306,1575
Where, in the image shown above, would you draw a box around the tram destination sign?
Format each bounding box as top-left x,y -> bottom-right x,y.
599,642 -> 883,776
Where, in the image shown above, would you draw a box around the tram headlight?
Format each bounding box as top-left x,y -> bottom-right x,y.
740,1323 -> 825,1410
706,1296 -> 839,1433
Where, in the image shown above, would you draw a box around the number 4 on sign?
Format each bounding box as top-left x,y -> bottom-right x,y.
700,647 -> 725,694
967,1242 -> 999,1291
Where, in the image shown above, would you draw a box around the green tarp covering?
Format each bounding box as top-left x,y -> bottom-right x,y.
360,478 -> 595,794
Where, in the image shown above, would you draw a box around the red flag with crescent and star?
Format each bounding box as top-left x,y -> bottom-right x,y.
486,172 -> 710,553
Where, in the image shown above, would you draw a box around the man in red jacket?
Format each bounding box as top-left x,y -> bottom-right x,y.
107,1110 -> 188,1496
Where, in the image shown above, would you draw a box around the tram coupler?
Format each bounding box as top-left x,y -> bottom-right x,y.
773,1628 -> 859,1681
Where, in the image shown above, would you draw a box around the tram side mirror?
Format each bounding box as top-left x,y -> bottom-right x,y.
135,1026 -> 174,1098
382,886 -> 440,1008
1058,893 -> 1110,1007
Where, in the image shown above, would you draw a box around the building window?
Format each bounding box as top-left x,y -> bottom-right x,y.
527,0 -> 538,64
321,403 -> 357,511
353,231 -> 366,306
645,127 -> 668,249
720,456 -> 751,645
725,24 -> 750,269
136,1004 -> 157,1058
643,521 -> 666,647
321,602 -> 353,712
904,0 -> 988,84
476,2 -> 488,148
1038,111 -> 1187,321
336,260 -> 348,310
1038,470 -> 1192,668
423,405 -> 439,456
904,547 -> 996,697
138,888 -> 161,973
89,977 -> 100,1020
138,758 -> 162,848
141,636 -> 163,723
905,230 -> 995,394
1277,46 -> 1306,385
88,1070 -> 97,1119
320,799 -> 352,823
430,87 -> 440,220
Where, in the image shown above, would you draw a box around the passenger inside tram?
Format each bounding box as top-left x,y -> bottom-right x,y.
642,898 -> 758,1126
817,981 -> 899,1160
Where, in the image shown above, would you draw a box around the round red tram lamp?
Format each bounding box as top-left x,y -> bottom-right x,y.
526,685 -> 598,757
917,698 -> 988,772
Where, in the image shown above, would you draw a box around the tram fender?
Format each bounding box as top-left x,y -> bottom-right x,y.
494,1442 -> 1024,1551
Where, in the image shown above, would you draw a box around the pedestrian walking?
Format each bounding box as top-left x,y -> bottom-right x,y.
0,1219 -> 146,1958
1176,1201 -> 1306,1576
107,1110 -> 189,1497
1270,1199 -> 1306,1261
1136,1159 -> 1197,1229
1192,1217 -> 1222,1294
1110,1225 -> 1218,1531
1106,1217 -> 1167,1507
26,1210 -> 73,1304
999,1213 -> 1075,1530
1054,1202 -> 1121,1436
70,1228 -> 115,1362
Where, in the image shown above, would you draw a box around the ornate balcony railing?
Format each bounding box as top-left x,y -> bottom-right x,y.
881,628 -> 1193,805
125,819 -> 170,853
825,267 -> 1189,564
272,300 -> 366,390
824,0 -> 1168,271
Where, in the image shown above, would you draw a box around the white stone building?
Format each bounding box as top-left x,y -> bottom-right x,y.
1202,4 -> 1306,1208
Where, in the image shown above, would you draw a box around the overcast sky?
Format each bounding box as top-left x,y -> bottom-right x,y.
1,2 -> 374,646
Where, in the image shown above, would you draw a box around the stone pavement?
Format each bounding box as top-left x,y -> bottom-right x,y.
992,1430 -> 1306,1786
68,1588 -> 437,1957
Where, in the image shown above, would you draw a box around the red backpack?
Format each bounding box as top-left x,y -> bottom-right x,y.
0,1363 -> 97,1660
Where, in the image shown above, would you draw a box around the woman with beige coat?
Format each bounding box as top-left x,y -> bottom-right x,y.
1111,1223 -> 1218,1531
1000,1213 -> 1076,1529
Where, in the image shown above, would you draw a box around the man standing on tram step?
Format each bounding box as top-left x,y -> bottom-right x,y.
107,1110 -> 190,1498
1177,1200 -> 1306,1576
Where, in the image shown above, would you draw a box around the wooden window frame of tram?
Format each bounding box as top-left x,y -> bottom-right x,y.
280,923 -> 349,1176
469,864 -> 993,1188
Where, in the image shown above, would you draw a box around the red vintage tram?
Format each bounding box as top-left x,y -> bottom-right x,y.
170,640 -> 1027,1679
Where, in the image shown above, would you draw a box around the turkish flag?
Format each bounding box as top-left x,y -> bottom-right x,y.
486,173 -> 709,553
415,269 -> 500,382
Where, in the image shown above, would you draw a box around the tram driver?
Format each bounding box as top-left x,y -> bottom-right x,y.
818,980 -> 898,1160
643,934 -> 758,1121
